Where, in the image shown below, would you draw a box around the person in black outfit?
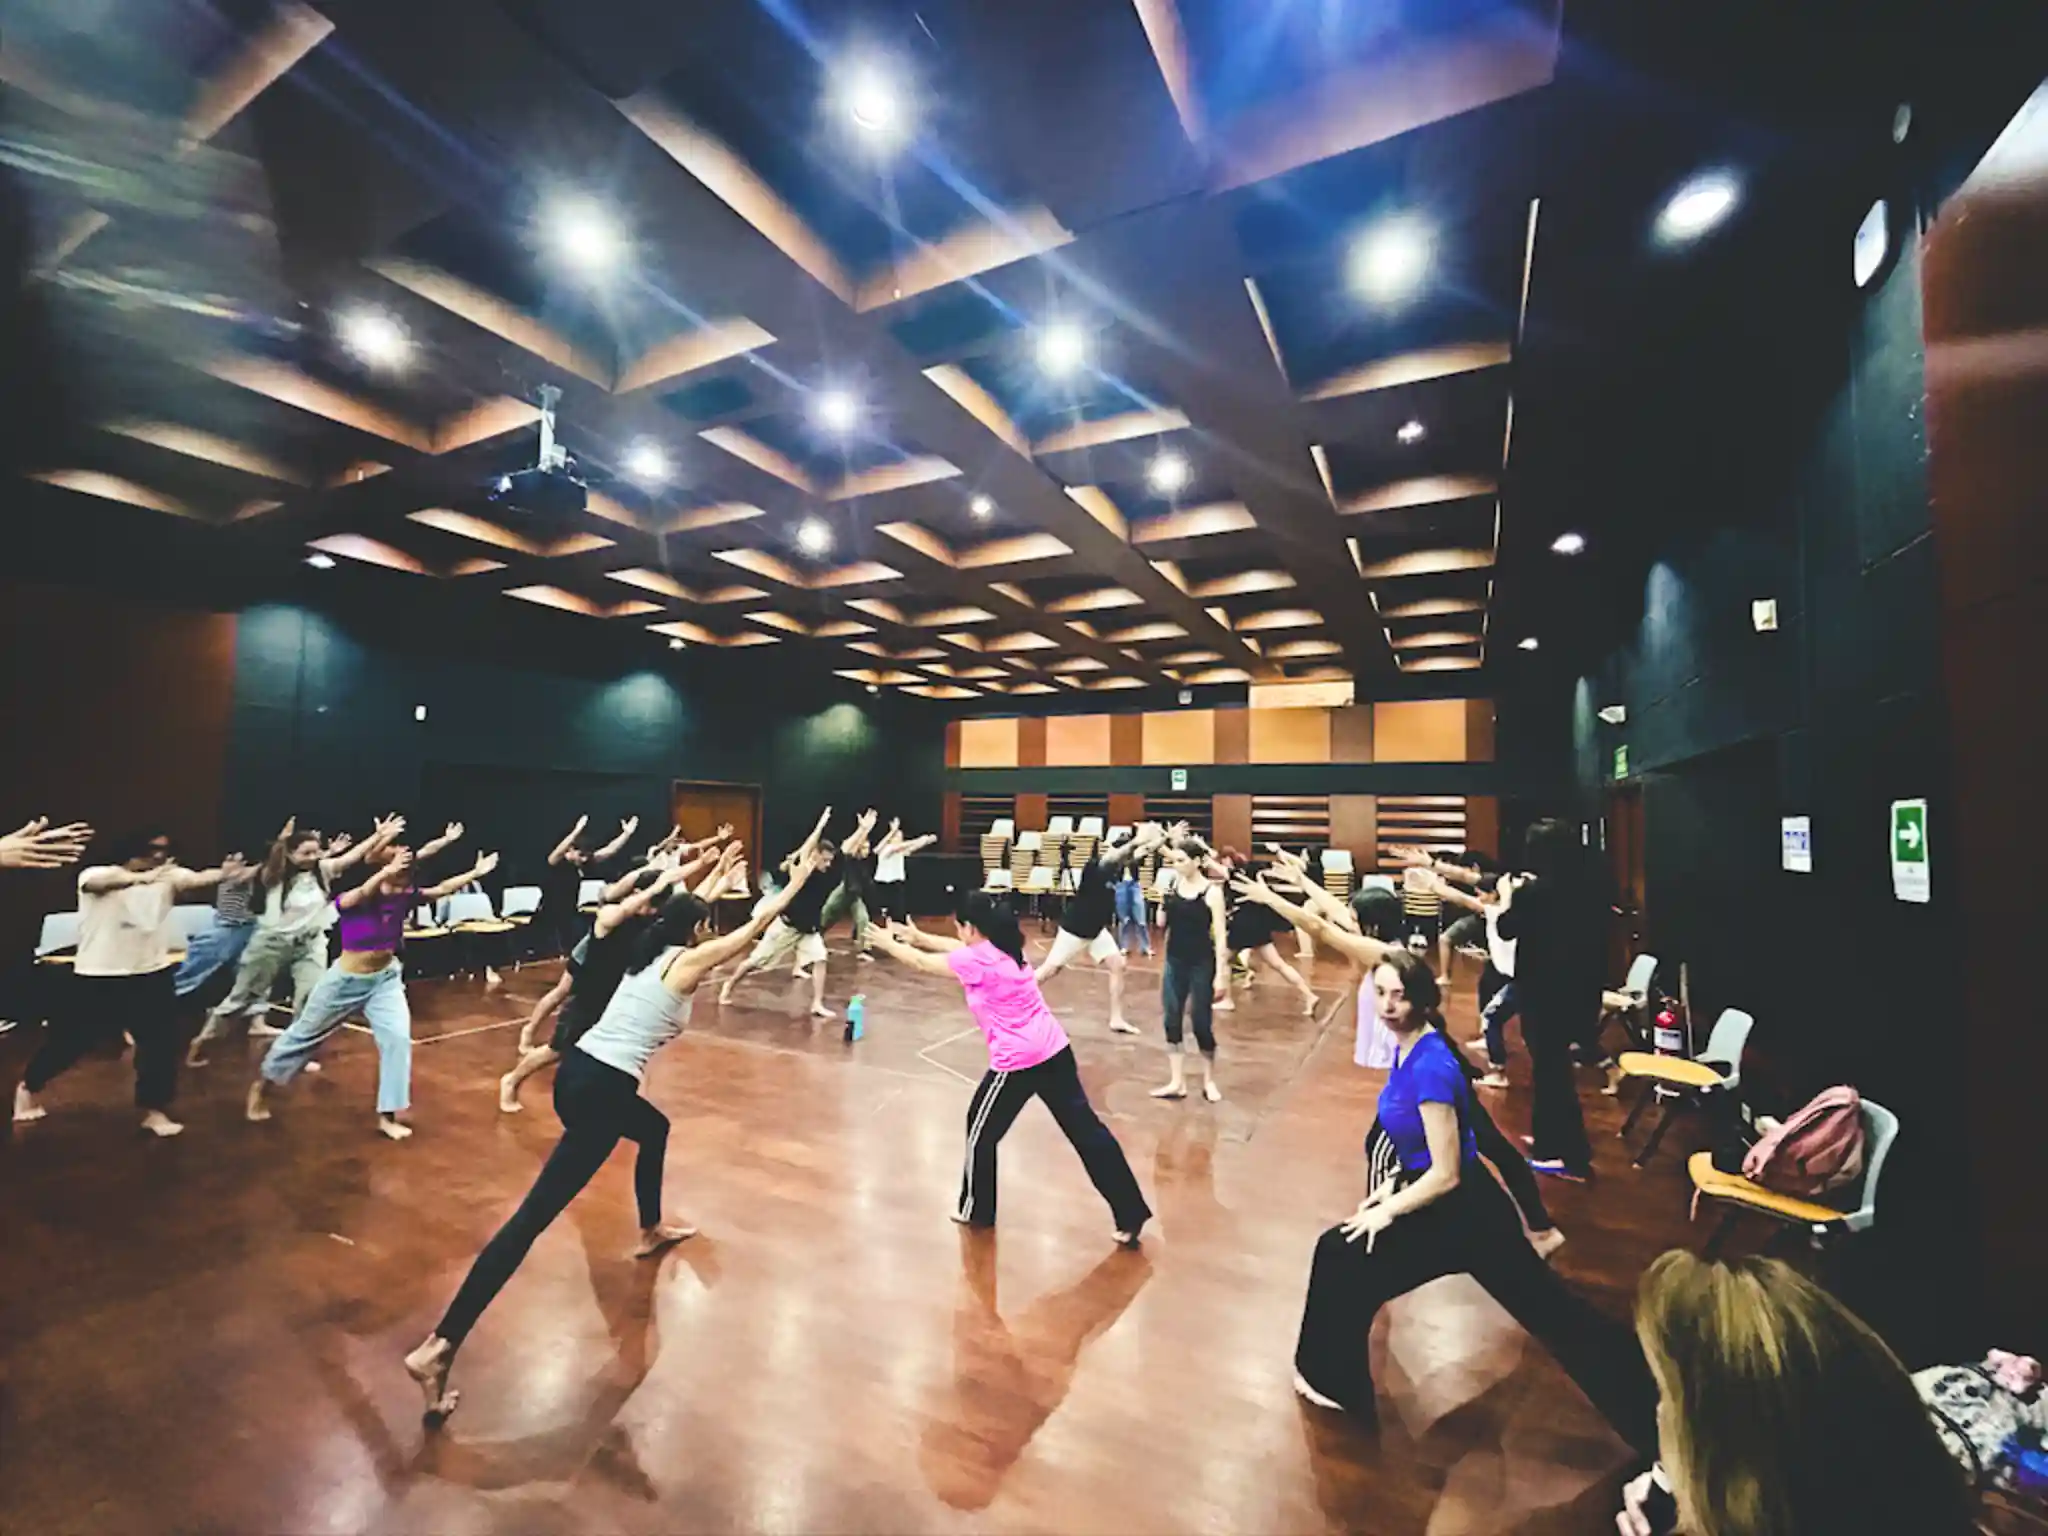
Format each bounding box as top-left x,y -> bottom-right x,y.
539,814 -> 640,958
1494,818 -> 1606,1180
814,809 -> 878,972
1034,822 -> 1169,1036
717,809 -> 841,1019
1153,837 -> 1230,1102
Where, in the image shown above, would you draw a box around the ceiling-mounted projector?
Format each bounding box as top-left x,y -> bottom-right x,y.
488,383 -> 587,518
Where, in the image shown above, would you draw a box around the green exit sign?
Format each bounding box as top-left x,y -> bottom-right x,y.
1613,744 -> 1629,780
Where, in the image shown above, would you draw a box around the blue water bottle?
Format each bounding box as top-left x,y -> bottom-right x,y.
845,994 -> 865,1042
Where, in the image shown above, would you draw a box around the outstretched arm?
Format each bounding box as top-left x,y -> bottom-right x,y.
1,817 -> 94,870
868,923 -> 959,978
664,852 -> 820,990
420,850 -> 499,903
1234,875 -> 1388,970
693,843 -> 747,903
889,919 -> 964,954
323,814 -> 401,879
1098,822 -> 1166,872
337,852 -> 411,911
594,862 -> 692,937
893,832 -> 937,858
549,815 -> 588,867
591,816 -> 639,865
417,821 -> 465,862
1264,855 -> 1357,930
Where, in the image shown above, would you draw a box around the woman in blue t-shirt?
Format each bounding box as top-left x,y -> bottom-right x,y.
1224,896 -> 1654,1445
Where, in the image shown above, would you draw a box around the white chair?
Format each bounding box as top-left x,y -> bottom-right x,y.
1105,824 -> 1132,845
1045,815 -> 1074,837
990,818 -> 1016,841
1692,1099 -> 1899,1255
1016,830 -> 1043,853
445,890 -> 496,926
577,877 -> 604,909
36,911 -> 80,958
1358,873 -> 1397,894
1077,815 -> 1104,838
985,867 -> 1015,892
500,885 -> 542,921
1616,1007 -> 1756,1167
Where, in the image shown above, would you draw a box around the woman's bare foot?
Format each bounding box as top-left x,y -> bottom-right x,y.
634,1220 -> 698,1257
185,1038 -> 212,1068
140,1110 -> 185,1138
1109,1017 -> 1140,1035
1299,990 -> 1317,1015
1150,1081 -> 1187,1099
497,1072 -> 524,1113
377,1114 -> 414,1141
810,1003 -> 833,1020
1530,1228 -> 1567,1261
244,1080 -> 272,1123
1213,994 -> 1236,1012
13,1083 -> 46,1124
1201,1077 -> 1224,1104
404,1335 -> 460,1426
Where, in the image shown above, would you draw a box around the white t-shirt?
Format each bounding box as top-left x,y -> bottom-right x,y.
874,849 -> 907,883
75,868 -> 178,977
261,870 -> 337,939
1486,901 -> 1517,976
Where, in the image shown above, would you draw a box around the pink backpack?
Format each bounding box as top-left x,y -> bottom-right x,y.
1742,1086 -> 1866,1198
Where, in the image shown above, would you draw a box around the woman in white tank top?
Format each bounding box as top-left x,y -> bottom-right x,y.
404,823 -> 830,1427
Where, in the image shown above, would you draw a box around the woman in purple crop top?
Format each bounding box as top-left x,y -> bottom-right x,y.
868,891 -> 1151,1245
247,827 -> 495,1140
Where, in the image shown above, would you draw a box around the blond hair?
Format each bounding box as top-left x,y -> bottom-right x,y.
1635,1252 -> 1970,1536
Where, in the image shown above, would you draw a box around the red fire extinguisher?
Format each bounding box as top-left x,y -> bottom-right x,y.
1653,997 -> 1685,1056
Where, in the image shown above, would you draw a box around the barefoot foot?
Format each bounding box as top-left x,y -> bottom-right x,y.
634,1220 -> 698,1257
140,1110 -> 185,1137
14,1084 -> 46,1124
404,1336 -> 460,1426
1149,1082 -> 1188,1100
377,1115 -> 414,1141
497,1073 -> 524,1114
244,1081 -> 272,1123
1530,1228 -> 1567,1261
1201,1078 -> 1224,1103
810,1004 -> 833,1020
1109,1018 -> 1139,1036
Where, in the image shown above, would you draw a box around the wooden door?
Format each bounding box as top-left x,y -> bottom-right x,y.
1605,784 -> 1646,982
671,780 -> 763,882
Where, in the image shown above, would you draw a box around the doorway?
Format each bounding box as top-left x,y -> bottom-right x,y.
671,780 -> 762,884
1604,782 -> 1646,984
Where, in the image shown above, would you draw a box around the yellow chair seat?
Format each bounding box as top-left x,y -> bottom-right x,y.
37,954 -> 75,967
1688,1152 -> 1848,1225
454,919 -> 516,934
405,926 -> 450,940
1617,1051 -> 1722,1089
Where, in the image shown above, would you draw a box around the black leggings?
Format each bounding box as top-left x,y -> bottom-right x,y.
1160,954 -> 1215,1053
868,881 -> 906,924
25,968 -> 179,1110
1294,1170 -> 1655,1452
435,1049 -> 668,1348
957,1046 -> 1151,1232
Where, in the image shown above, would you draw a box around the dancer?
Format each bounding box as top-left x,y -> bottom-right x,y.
0,815 -> 93,870
169,846 -> 257,1006
1281,946 -> 1650,1440
814,808 -> 878,967
1113,858 -> 1151,957
404,844 -> 825,1426
15,830 -> 233,1136
246,830 -> 496,1139
516,827 -> 727,1053
539,813 -> 639,960
1411,859 -> 1519,1089
868,895 -> 1151,1242
717,808 -> 838,1018
869,817 -> 934,926
1034,822 -> 1169,1037
1236,869 -> 1564,1257
1217,848 -> 1317,1016
1153,835 -> 1229,1102
188,815 -> 398,1065
498,840 -> 738,1112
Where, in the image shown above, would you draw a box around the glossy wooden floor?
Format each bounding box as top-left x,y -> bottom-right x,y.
0,936 -> 1705,1535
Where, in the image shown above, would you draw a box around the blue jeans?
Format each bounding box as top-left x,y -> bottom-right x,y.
259,959 -> 412,1114
1481,977 -> 1518,1068
1114,882 -> 1150,954
173,915 -> 255,999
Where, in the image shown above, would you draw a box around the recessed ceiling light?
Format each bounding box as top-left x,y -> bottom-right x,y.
622,440 -> 670,487
838,59 -> 908,148
1517,636 -> 1540,651
1036,320 -> 1088,378
796,516 -> 833,556
1654,170 -> 1741,246
1853,199 -> 1889,289
1147,449 -> 1191,496
336,307 -> 410,371
1551,531 -> 1587,555
969,494 -> 994,518
812,389 -> 859,434
1349,214 -> 1434,305
304,552 -> 336,569
668,637 -> 685,650
866,683 -> 880,695
1396,419 -> 1427,445
544,194 -> 625,275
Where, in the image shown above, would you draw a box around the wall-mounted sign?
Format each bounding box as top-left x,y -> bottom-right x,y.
1891,798 -> 1929,903
1170,767 -> 1188,792
1613,744 -> 1629,780
1781,815 -> 1812,873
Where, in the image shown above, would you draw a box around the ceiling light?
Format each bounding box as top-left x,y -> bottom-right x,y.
1147,450 -> 1191,496
866,683 -> 880,695
544,195 -> 625,275
838,60 -> 909,148
668,637 -> 685,650
1349,214 -> 1434,305
812,389 -> 859,434
1036,320 -> 1088,378
969,494 -> 994,518
335,307 -> 410,371
304,552 -> 336,569
796,517 -> 833,556
1517,636 -> 1540,651
1397,419 -> 1426,445
1853,199 -> 1889,289
1551,531 -> 1587,555
1654,171 -> 1741,246
622,440 -> 670,487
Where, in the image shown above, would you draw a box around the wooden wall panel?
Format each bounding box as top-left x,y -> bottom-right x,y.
1465,699 -> 1496,763
1249,706 -> 1332,763
957,716 -> 1019,768
1331,704 -> 1375,763
1330,794 -> 1377,867
1465,794 -> 1500,858
941,791 -> 962,853
1109,712 -> 1144,766
1017,715 -> 1048,768
1107,791 -> 1146,831
1211,793 -> 1252,854
1373,699 -> 1469,762
944,718 -> 961,768
1044,712 -> 1111,766
1214,707 -> 1250,764
1142,709 -> 1216,765
1013,792 -> 1048,833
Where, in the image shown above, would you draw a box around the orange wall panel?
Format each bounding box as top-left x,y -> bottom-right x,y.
1017,715 -> 1047,767
957,716 -> 1019,768
1045,712 -> 1112,766
1330,794 -> 1377,866
1331,704 -> 1374,762
1465,795 -> 1500,859
1110,712 -> 1144,765
1214,706 -> 1250,764
1108,791 -> 1146,831
1465,699 -> 1496,763
1142,709 -> 1216,765
1372,699 -> 1470,762
1212,794 -> 1252,854
1014,792 -> 1048,832
1249,706 -> 1333,763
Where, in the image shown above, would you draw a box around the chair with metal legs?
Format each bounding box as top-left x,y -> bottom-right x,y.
1688,1099 -> 1899,1259
1615,1005 -> 1754,1168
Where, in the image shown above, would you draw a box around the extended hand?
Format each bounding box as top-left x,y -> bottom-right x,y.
472,851 -> 500,880
441,822 -> 465,843
0,817 -> 94,870
714,822 -> 735,841
221,852 -> 250,879
619,815 -> 639,836
1339,1202 -> 1394,1246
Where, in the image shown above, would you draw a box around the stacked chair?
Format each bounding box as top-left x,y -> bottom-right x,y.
980,818 -> 1014,888
1318,848 -> 1355,904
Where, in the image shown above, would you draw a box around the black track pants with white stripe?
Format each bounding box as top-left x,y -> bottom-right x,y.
956,1046 -> 1152,1232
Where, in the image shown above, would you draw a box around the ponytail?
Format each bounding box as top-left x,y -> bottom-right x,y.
958,890 -> 1027,968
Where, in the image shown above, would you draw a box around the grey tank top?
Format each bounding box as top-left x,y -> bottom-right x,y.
574,949 -> 695,1082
